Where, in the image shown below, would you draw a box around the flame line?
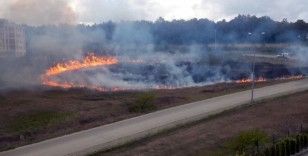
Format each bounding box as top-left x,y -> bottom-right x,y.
41,53 -> 305,91
41,53 -> 118,90
235,75 -> 304,84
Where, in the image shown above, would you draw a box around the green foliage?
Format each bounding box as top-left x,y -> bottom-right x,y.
129,92 -> 156,113
227,129 -> 269,155
290,139 -> 296,154
8,111 -> 72,133
0,94 -> 6,104
304,135 -> 308,147
277,142 -> 286,156
263,134 -> 308,156
296,135 -> 300,152
285,139 -> 291,155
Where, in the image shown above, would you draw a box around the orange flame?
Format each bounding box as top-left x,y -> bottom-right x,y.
41,53 -> 118,90
45,53 -> 118,76
41,53 -> 305,91
235,77 -> 267,83
235,75 -> 304,84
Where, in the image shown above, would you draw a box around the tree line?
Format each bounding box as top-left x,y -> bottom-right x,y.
23,15 -> 308,55
80,15 -> 308,44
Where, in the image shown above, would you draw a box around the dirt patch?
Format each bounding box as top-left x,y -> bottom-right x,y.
96,91 -> 308,156
0,79 -> 298,151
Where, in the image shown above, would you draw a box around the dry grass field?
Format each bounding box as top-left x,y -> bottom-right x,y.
0,80 -> 287,151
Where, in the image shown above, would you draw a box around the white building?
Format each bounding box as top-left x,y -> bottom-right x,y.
0,19 -> 26,57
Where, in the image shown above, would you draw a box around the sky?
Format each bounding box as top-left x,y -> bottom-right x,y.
0,0 -> 308,25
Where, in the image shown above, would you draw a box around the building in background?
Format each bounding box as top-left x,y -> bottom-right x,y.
0,19 -> 26,57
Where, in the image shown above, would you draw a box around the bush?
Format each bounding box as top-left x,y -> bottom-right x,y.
278,142 -> 286,156
285,139 -> 291,155
304,135 -> 308,147
227,129 -> 269,155
0,94 -> 6,104
290,139 -> 296,154
128,92 -> 156,113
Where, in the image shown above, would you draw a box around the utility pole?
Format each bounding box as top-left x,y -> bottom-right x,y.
248,32 -> 255,104
214,29 -> 217,51
250,32 -> 266,105
251,51 -> 256,104
216,29 -> 227,91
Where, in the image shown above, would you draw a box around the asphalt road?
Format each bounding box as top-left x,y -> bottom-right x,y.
1,79 -> 308,156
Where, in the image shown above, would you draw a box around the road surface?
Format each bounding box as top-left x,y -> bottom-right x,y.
1,79 -> 308,156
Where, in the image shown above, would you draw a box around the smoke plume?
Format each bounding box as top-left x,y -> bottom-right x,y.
2,0 -> 76,25
0,15 -> 307,91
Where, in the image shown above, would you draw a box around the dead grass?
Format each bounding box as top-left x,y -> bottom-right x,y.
7,111 -> 73,133
95,91 -> 308,156
0,79 -> 295,151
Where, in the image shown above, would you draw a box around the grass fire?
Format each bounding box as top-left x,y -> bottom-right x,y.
41,53 -> 119,90
40,52 -> 306,91
1,2 -> 308,156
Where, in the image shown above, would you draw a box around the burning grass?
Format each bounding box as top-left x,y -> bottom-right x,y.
41,53 -> 119,90
235,75 -> 304,84
37,51 -> 307,92
44,53 -> 118,77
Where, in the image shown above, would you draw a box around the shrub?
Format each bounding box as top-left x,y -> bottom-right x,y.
290,139 -> 296,154
278,142 -> 286,156
285,139 -> 291,155
128,92 -> 156,113
304,135 -> 308,147
296,135 -> 300,152
227,129 -> 269,155
264,147 -> 271,156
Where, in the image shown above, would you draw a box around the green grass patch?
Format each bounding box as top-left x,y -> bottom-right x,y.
128,92 -> 156,113
7,111 -> 72,133
226,129 -> 270,155
0,95 -> 6,105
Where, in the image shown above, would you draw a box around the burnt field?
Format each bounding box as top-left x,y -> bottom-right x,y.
223,59 -> 307,80
0,79 -> 297,151
1,45 -> 308,91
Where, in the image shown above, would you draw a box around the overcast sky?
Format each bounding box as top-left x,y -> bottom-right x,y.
1,0 -> 308,25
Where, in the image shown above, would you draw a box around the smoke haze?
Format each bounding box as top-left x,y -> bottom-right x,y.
0,15 -> 307,90
0,0 -> 76,25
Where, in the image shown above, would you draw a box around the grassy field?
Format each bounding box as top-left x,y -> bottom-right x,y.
7,111 -> 72,133
0,79 -> 299,151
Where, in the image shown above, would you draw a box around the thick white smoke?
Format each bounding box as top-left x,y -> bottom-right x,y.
0,0 -> 76,25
